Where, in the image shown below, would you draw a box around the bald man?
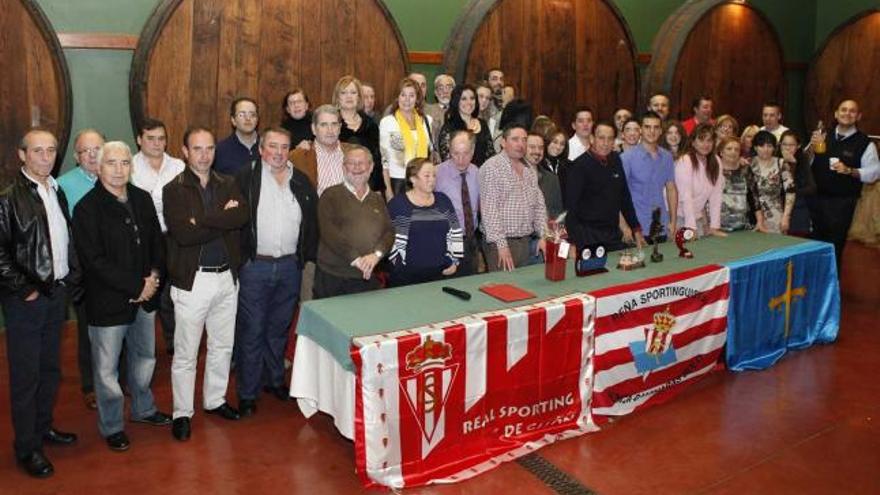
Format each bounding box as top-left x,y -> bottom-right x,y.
809,99 -> 880,268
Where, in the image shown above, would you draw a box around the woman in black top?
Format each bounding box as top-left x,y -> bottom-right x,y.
778,130 -> 815,237
333,75 -> 384,193
280,88 -> 314,149
544,129 -> 571,189
436,84 -> 494,166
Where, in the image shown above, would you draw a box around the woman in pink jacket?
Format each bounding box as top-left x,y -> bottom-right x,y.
675,123 -> 728,238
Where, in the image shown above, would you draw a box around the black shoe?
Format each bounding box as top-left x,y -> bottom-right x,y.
17,451 -> 53,478
205,402 -> 240,421
42,428 -> 77,446
263,385 -> 290,401
239,399 -> 257,418
132,411 -> 172,426
172,417 -> 191,441
106,431 -> 130,452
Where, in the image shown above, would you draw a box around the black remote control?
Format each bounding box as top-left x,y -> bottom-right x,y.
442,286 -> 471,301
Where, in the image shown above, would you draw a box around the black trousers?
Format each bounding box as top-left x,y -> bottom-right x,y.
313,266 -> 380,299
158,282 -> 175,353
73,300 -> 94,393
810,194 -> 858,271
3,286 -> 67,459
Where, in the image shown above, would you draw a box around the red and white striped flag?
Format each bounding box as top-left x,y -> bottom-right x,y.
589,265 -> 730,417
351,294 -> 597,488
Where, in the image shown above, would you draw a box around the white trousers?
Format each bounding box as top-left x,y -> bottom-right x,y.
170,270 -> 238,418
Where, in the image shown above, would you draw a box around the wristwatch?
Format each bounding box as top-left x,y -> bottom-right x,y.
373,250 -> 383,259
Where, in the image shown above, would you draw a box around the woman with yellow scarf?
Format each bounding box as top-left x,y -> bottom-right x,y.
379,77 -> 434,201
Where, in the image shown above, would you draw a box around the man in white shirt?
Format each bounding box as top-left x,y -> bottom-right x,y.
759,102 -> 789,141
1,130 -> 80,478
568,107 -> 594,160
131,118 -> 184,356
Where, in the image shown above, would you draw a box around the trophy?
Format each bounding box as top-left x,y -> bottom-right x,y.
544,213 -> 568,282
575,243 -> 608,276
616,245 -> 645,271
649,207 -> 664,263
675,227 -> 696,258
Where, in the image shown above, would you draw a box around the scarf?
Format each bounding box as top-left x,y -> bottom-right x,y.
395,110 -> 429,163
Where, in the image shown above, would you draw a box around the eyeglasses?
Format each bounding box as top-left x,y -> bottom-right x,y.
316,122 -> 341,129
235,111 -> 258,119
76,147 -> 101,155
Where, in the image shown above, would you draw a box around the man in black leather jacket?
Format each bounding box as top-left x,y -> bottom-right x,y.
0,130 -> 81,478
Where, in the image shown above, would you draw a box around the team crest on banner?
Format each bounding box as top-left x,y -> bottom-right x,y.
629,306 -> 677,374
590,265 -> 730,417
399,337 -> 459,453
351,294 -> 597,489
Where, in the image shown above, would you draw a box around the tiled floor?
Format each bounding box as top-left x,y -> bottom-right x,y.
1,242 -> 877,494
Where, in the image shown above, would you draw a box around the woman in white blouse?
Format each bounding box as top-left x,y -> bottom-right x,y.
379,77 -> 433,201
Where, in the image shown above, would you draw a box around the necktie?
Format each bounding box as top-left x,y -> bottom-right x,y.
460,171 -> 475,238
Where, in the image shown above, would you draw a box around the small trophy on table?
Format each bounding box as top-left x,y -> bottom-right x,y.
675,227 -> 696,258
544,212 -> 568,282
649,207 -> 664,263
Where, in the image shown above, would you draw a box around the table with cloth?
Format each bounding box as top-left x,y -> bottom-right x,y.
290,232 -> 840,488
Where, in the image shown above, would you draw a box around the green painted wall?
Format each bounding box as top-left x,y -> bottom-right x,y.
31,0 -> 870,171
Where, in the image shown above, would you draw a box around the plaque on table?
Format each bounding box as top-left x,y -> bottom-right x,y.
575,243 -> 608,276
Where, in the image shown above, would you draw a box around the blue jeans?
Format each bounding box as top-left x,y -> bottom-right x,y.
89,308 -> 158,437
236,258 -> 301,400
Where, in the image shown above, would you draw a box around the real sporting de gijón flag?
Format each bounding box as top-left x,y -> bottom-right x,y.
350,294 -> 598,489
589,264 -> 730,417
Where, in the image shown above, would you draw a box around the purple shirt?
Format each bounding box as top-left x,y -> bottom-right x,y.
621,143 -> 675,236
435,159 -> 479,234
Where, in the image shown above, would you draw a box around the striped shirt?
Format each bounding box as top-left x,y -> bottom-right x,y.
387,192 -> 462,273
315,143 -> 345,196
479,152 -> 547,249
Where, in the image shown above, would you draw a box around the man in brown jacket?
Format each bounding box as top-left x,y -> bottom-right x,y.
289,105 -> 352,196
162,127 -> 249,441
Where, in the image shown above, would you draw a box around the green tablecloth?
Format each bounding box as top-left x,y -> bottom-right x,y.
296,232 -> 810,371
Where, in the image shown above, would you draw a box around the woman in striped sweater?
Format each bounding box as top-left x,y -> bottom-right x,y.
387,158 -> 463,287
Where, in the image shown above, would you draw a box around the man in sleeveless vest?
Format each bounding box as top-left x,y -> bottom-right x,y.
810,99 -> 880,268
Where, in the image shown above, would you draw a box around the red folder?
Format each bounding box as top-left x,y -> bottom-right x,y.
479,283 -> 536,302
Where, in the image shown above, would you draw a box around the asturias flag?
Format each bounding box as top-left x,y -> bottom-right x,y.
725,240 -> 840,371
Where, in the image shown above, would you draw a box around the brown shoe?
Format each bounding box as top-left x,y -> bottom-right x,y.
83,392 -> 97,410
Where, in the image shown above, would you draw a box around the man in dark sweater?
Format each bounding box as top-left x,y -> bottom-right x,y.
809,99 -> 880,267
314,146 -> 393,298
215,97 -> 260,176
73,141 -> 172,453
565,122 -> 645,252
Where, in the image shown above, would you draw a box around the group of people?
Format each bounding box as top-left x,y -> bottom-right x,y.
2,65 -> 878,479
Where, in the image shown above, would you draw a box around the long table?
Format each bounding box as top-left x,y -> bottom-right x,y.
290,232 -> 839,488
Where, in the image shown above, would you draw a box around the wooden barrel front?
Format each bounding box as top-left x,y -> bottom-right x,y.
0,0 -> 71,183
131,0 -> 409,154
645,2 -> 785,127
805,10 -> 880,134
443,0 -> 638,127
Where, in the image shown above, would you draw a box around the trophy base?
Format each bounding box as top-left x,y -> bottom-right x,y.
651,253 -> 664,263
617,260 -> 645,271
575,267 -> 608,277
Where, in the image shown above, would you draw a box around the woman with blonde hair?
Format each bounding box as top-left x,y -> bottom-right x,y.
714,114 -> 739,143
740,124 -> 760,164
333,75 -> 382,191
379,77 -> 434,200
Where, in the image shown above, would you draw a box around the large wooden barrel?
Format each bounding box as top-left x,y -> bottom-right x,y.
0,0 -> 72,183
644,1 -> 785,127
130,0 -> 409,154
805,9 -> 880,135
442,0 -> 638,127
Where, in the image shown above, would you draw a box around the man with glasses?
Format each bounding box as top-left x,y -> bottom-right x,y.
425,74 -> 456,145
58,129 -> 105,411
215,97 -> 260,176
